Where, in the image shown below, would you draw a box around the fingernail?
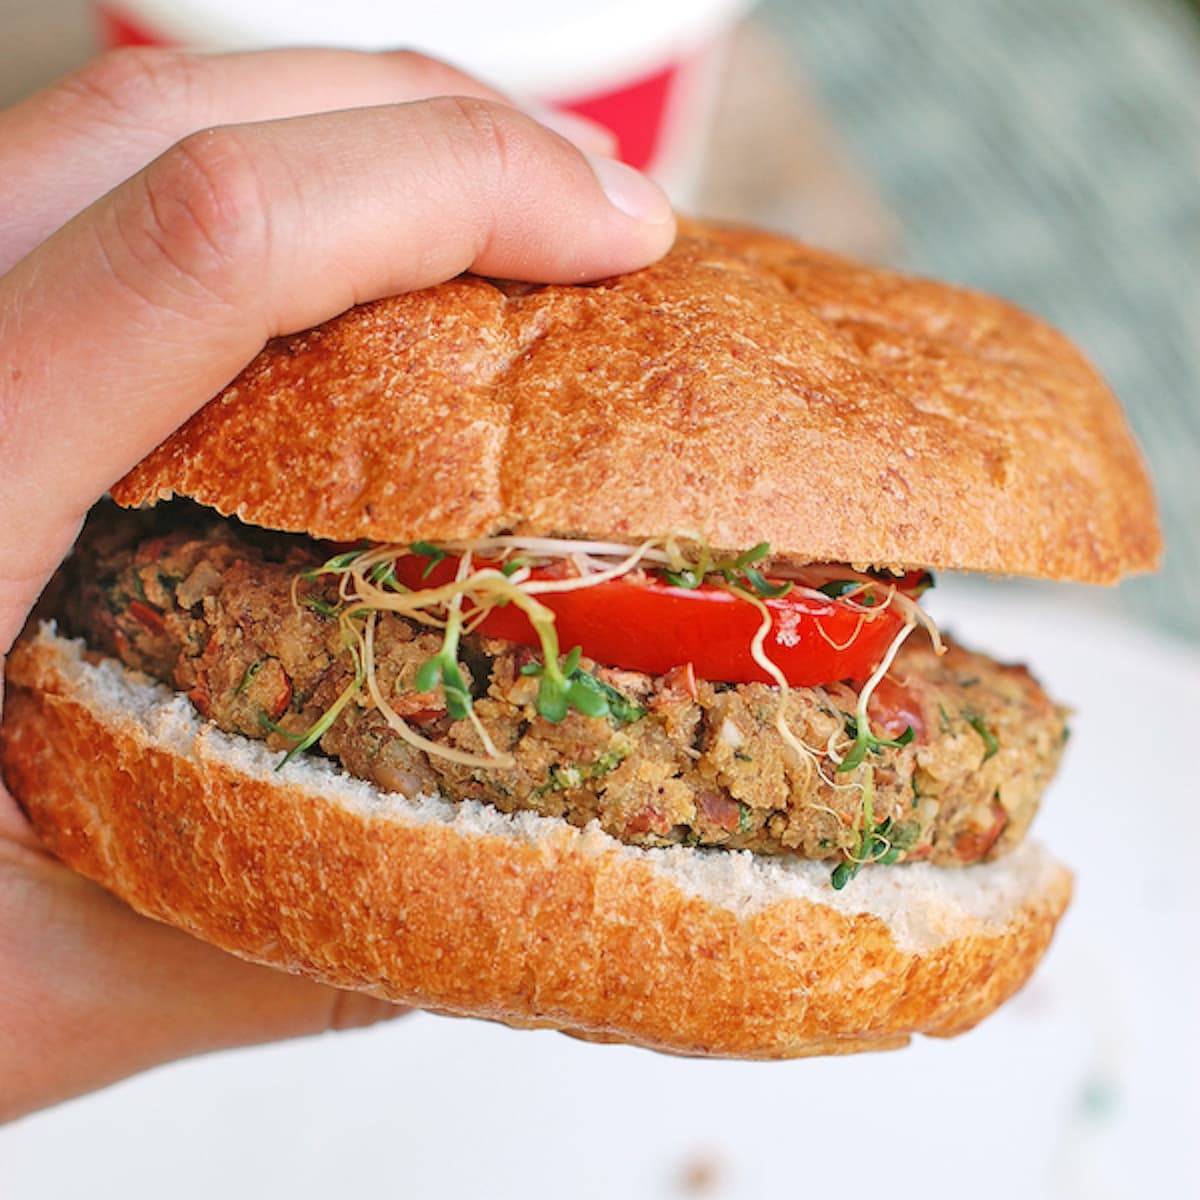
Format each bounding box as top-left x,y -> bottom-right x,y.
585,154 -> 674,224
527,104 -> 615,155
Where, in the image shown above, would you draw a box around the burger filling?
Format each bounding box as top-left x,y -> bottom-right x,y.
56,504 -> 1068,886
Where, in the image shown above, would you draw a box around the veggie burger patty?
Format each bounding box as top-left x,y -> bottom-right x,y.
57,505 -> 1068,877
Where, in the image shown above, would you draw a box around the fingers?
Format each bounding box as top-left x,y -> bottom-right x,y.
0,98 -> 673,651
0,840 -> 404,1120
0,46 -> 615,273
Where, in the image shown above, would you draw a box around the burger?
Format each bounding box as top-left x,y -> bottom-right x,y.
0,220 -> 1159,1058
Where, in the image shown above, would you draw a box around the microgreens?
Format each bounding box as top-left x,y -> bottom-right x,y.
302,546 -> 369,581
830,761 -> 923,889
277,675 -> 362,767
832,764 -> 877,889
829,859 -> 858,890
662,567 -> 703,589
738,567 -> 792,599
409,540 -> 447,579
300,594 -> 340,618
836,716 -> 915,773
584,674 -> 647,725
299,537 -> 655,730
818,579 -> 880,606
234,659 -> 263,697
733,542 -> 771,567
368,560 -> 403,590
831,812 -> 923,889
964,710 -> 999,760
258,711 -> 297,739
662,541 -> 791,598
520,645 -> 625,723
819,570 -> 935,604
817,579 -> 862,600
414,605 -> 472,719
261,623 -> 367,769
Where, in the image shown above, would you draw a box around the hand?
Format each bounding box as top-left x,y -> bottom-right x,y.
0,46 -> 675,1121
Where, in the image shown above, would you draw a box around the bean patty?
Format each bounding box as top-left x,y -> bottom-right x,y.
58,506 -> 1068,868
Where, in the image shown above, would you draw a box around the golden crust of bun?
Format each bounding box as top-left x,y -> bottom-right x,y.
112,219 -> 1160,583
1,630 -> 1072,1059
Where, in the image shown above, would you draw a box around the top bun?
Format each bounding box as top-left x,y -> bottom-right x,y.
113,219 -> 1160,583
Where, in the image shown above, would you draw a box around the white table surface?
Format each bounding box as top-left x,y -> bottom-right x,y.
3,578 -> 1198,1200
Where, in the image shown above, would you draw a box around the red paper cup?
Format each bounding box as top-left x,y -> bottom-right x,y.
94,0 -> 754,200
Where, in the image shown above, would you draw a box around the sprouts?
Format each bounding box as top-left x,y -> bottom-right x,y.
277,532 -> 944,885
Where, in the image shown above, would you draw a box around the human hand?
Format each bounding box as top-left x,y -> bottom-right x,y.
0,46 -> 674,1121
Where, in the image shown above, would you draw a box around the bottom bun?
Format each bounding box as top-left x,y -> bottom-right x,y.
1,625 -> 1072,1059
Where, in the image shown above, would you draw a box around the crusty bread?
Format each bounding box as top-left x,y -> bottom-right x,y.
0,625 -> 1072,1059
112,218 -> 1159,584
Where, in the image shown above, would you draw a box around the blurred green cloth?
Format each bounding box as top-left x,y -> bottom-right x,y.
771,0 -> 1200,641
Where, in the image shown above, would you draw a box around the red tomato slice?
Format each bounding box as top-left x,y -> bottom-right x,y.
868,676 -> 927,742
388,556 -> 916,687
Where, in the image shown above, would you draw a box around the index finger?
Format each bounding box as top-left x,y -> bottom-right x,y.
0,46 -> 614,273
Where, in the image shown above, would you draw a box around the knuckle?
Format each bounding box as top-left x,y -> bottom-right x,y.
62,47 -> 199,125
117,128 -> 267,305
430,95 -> 515,178
415,97 -> 529,266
